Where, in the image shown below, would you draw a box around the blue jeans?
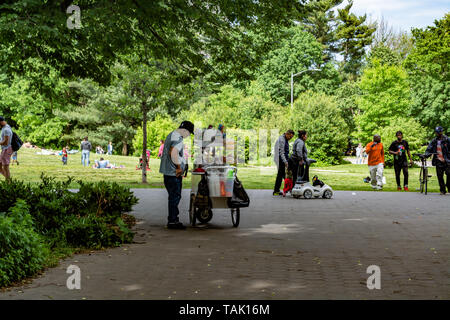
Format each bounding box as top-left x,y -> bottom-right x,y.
81,150 -> 90,166
163,175 -> 183,224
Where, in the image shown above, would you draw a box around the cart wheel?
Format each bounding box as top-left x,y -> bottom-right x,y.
303,189 -> 313,199
231,208 -> 240,227
196,208 -> 213,224
189,194 -> 196,226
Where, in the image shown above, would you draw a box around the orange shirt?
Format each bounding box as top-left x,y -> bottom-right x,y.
365,142 -> 385,166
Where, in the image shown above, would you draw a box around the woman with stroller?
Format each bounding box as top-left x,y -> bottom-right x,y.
290,130 -> 308,183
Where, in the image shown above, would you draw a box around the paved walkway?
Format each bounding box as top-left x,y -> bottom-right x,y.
1,190 -> 449,299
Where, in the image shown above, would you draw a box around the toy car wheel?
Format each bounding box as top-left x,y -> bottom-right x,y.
231,208 -> 240,227
303,189 -> 313,199
196,208 -> 213,223
189,194 -> 196,226
323,189 -> 333,199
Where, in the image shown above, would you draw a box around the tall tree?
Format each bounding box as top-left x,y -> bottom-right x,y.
301,0 -> 344,63
0,0 -> 307,85
335,0 -> 376,78
403,13 -> 450,134
256,26 -> 341,106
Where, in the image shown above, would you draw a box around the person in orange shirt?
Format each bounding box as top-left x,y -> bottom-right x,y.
365,134 -> 385,190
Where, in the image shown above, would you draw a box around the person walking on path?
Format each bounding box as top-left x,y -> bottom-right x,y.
290,130 -> 308,183
0,116 -> 13,181
389,131 -> 413,191
107,141 -> 113,155
356,143 -> 363,164
365,134 -> 385,190
80,137 -> 92,167
425,126 -> 450,195
273,129 -> 295,196
159,121 -> 194,229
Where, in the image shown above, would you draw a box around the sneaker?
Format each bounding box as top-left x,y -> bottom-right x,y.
273,191 -> 282,196
167,222 -> 186,230
375,186 -> 383,190
404,186 -> 409,191
397,186 -> 402,191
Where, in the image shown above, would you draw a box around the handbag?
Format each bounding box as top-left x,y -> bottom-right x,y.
227,176 -> 250,208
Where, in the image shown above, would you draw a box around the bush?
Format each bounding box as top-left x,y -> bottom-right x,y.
291,92 -> 349,165
0,175 -> 139,287
0,200 -> 50,287
0,175 -> 138,249
77,180 -> 139,223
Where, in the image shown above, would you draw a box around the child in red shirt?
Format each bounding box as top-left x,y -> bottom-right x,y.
283,168 -> 294,197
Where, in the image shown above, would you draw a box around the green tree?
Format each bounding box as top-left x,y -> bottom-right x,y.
290,91 -> 349,164
355,60 -> 411,140
301,0 -> 344,63
335,80 -> 361,134
132,116 -> 176,157
403,13 -> 450,134
335,0 -> 376,78
256,26 -> 341,105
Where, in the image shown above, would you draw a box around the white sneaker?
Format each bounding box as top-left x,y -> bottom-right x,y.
375,185 -> 382,190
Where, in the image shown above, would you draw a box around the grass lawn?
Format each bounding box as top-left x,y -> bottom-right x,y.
8,148 -> 442,193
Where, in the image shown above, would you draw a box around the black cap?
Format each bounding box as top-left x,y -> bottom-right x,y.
435,126 -> 444,133
0,116 -> 4,122
179,121 -> 194,134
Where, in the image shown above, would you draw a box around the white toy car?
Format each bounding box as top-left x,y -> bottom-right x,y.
291,159 -> 333,199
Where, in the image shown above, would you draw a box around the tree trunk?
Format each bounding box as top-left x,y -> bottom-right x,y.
141,102 -> 148,184
122,141 -> 128,156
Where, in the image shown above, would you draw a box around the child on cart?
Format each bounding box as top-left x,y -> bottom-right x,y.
283,168 -> 294,197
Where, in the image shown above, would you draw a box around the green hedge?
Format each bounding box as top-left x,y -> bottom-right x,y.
0,175 -> 139,287
0,200 -> 50,287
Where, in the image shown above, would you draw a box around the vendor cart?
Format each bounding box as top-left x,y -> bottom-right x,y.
189,165 -> 240,227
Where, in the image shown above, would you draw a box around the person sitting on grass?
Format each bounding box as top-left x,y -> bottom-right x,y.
94,157 -> 111,169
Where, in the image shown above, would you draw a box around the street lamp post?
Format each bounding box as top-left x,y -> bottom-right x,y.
290,68 -> 320,109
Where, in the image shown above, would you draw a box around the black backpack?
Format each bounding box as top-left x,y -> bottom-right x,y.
11,131 -> 23,152
227,176 -> 250,208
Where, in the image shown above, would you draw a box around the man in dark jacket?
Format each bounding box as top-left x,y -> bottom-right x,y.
425,126 -> 450,195
273,130 -> 294,195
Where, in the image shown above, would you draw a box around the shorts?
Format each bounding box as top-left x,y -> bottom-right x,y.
1,146 -> 13,165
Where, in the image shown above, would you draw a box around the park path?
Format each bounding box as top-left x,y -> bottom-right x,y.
1,189 -> 449,300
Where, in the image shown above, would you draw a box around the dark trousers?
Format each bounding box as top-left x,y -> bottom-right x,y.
436,163 -> 450,193
289,158 -> 299,183
164,175 -> 183,223
394,162 -> 408,187
298,163 -> 307,182
289,158 -> 306,183
274,160 -> 286,192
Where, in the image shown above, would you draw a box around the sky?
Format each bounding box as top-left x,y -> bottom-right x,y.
335,0 -> 449,32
